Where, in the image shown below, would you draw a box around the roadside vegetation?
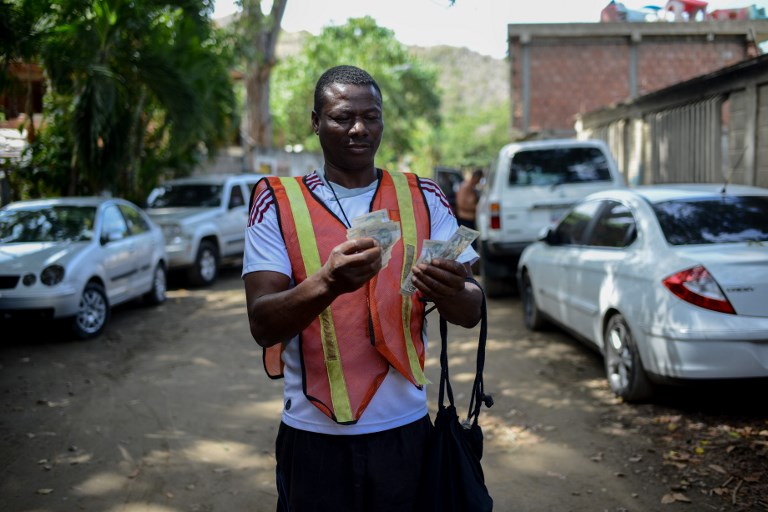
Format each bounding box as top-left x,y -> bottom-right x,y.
2,0 -> 237,204
1,0 -> 509,202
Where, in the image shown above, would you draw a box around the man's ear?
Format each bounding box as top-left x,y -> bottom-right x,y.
311,110 -> 319,135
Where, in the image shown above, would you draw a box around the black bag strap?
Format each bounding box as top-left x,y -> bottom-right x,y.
438,278 -> 493,426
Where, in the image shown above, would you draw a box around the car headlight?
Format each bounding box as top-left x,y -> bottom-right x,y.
161,224 -> 185,242
40,264 -> 65,286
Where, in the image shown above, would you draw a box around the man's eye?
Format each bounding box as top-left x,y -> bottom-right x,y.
332,116 -> 350,123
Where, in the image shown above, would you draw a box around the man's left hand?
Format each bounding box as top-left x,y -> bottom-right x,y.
410,258 -> 468,302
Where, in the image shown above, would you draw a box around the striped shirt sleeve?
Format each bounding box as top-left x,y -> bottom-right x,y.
248,179 -> 275,227
242,178 -> 292,277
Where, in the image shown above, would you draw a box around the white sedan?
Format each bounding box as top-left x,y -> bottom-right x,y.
0,197 -> 168,339
517,184 -> 768,401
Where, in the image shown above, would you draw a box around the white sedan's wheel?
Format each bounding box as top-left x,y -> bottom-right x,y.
521,271 -> 545,330
603,314 -> 653,402
72,282 -> 110,339
143,264 -> 167,305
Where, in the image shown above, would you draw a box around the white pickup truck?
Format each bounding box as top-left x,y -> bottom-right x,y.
145,173 -> 267,286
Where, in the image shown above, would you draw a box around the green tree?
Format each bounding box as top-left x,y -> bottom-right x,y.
2,0 -> 237,202
270,17 -> 441,175
438,101 -> 511,169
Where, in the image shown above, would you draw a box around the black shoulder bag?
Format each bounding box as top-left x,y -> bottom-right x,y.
420,287 -> 494,511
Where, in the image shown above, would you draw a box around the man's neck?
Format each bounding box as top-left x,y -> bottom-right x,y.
323,165 -> 378,189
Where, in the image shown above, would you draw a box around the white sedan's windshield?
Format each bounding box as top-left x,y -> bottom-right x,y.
0,206 -> 96,243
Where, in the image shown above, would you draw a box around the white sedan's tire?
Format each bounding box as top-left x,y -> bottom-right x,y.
521,271 -> 545,331
143,264 -> 167,305
72,282 -> 110,340
603,314 -> 653,402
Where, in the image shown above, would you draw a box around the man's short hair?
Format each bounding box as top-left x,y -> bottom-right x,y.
472,169 -> 484,179
313,65 -> 382,113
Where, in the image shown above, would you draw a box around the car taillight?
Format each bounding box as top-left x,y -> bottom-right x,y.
490,202 -> 501,230
662,265 -> 735,314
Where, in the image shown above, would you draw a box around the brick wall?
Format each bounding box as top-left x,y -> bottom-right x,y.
509,24 -> 758,136
513,41 -> 632,133
636,40 -> 747,94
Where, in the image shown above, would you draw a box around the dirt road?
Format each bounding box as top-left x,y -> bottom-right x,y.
1,268 -> 766,511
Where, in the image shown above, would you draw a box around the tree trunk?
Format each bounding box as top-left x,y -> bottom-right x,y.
246,64 -> 273,149
126,88 -> 147,198
241,0 -> 288,154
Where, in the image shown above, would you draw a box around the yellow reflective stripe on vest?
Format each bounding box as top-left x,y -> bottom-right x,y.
280,177 -> 353,423
389,172 -> 427,386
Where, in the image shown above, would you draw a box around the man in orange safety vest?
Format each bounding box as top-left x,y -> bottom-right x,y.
243,65 -> 483,512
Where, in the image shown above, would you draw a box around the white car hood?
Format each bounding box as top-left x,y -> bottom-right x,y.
0,242 -> 85,271
146,208 -> 217,225
675,244 -> 768,318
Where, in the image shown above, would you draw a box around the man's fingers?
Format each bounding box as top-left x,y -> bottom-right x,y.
416,258 -> 467,279
412,259 -> 468,299
338,237 -> 378,254
330,238 -> 382,274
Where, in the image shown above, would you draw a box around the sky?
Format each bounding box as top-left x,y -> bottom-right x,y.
213,0 -> 768,58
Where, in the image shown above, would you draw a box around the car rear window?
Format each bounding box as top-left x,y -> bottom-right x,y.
653,195 -> 768,245
508,147 -> 612,187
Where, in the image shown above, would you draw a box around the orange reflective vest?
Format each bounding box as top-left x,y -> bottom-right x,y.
262,170 -> 431,424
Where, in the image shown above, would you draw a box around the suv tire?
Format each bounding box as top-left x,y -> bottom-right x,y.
478,247 -> 511,298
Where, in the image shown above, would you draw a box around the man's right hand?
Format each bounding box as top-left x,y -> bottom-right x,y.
245,238 -> 382,347
322,237 -> 383,295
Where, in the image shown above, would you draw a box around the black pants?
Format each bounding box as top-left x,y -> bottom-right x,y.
275,415 -> 432,512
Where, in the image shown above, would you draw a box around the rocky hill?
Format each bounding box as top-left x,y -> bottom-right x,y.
408,45 -> 508,115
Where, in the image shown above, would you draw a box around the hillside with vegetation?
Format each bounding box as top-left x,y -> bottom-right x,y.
277,31 -> 509,129
274,29 -> 511,171
408,45 -> 508,118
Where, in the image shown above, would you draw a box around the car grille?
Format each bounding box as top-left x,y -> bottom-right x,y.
0,275 -> 20,289
0,308 -> 55,321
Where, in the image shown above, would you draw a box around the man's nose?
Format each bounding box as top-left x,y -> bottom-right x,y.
349,117 -> 368,136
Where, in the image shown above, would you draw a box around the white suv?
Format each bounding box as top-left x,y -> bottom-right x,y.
476,139 -> 625,297
146,173 -> 267,286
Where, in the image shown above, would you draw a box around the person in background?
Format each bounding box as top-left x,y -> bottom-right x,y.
242,65 -> 483,511
455,168 -> 484,231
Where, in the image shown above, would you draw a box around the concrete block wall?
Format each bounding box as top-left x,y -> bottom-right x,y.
508,22 -> 764,137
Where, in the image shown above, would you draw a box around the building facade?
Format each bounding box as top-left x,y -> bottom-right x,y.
576,54 -> 768,188
507,21 -> 768,138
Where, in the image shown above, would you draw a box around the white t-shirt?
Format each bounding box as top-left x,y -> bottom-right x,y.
242,169 -> 478,435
